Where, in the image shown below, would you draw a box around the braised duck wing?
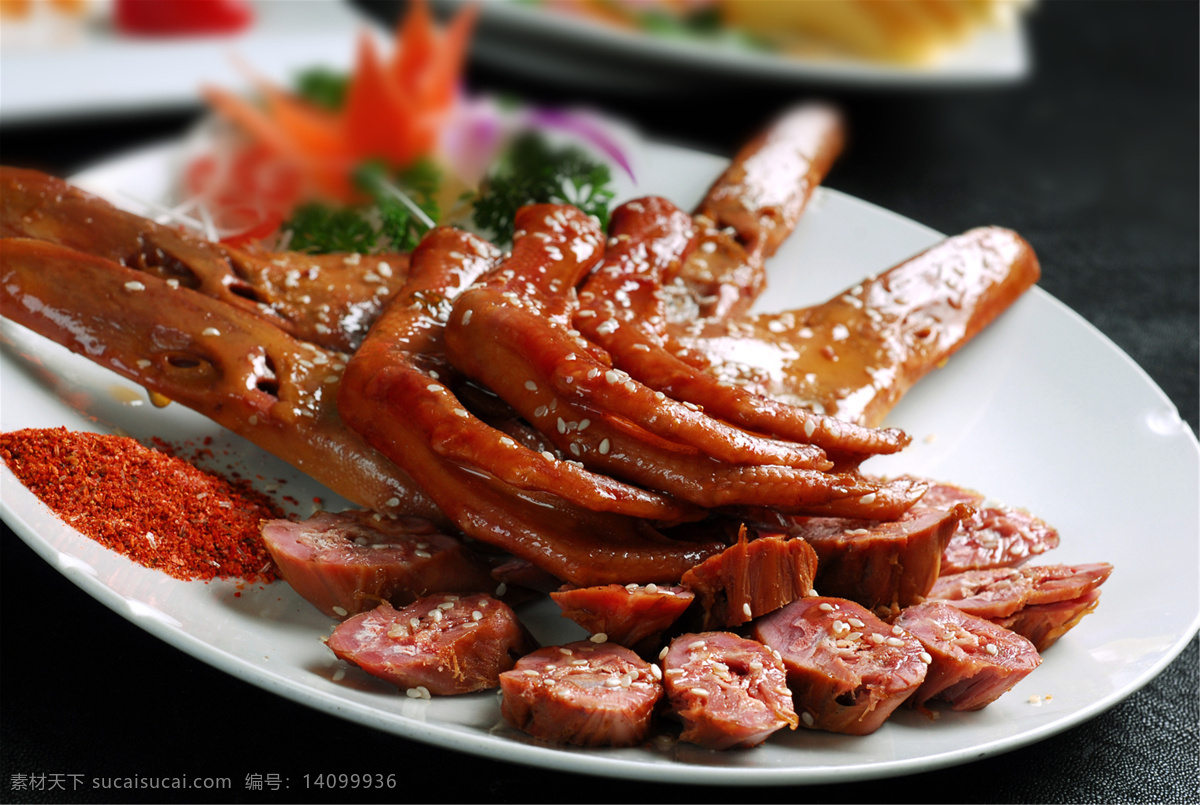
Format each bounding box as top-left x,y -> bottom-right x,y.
261,510 -> 493,619
896,601 -> 1041,711
1,166 -> 407,352
661,632 -> 798,749
499,641 -> 663,747
667,226 -> 1041,428
326,594 -> 530,695
0,237 -> 442,523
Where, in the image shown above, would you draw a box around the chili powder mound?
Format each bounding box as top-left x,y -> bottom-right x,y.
1,427 -> 283,583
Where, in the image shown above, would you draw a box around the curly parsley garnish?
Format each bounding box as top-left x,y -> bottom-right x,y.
283,159 -> 441,254
471,131 -> 615,247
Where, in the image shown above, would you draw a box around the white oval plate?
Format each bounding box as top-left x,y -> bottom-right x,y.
451,0 -> 1029,90
1,138 -> 1197,785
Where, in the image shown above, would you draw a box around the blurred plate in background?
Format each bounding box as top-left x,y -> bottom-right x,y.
449,0 -> 1030,91
0,0 -> 374,124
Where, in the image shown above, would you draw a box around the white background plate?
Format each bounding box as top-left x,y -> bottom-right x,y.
451,0 -> 1029,91
1,138 -> 1197,785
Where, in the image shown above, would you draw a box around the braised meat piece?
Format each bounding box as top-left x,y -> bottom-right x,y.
752,596 -> 927,735
499,641 -> 662,747
326,594 -> 530,695
896,601 -> 1041,711
262,510 -> 493,618
662,632 -> 797,749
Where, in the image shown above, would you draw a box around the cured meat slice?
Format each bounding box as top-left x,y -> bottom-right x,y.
993,589 -> 1104,652
895,601 -> 1041,711
550,583 -> 695,654
499,641 -> 662,747
752,597 -> 927,735
927,562 -> 1113,618
262,510 -> 494,618
780,500 -> 971,613
681,528 -> 818,629
326,594 -> 529,695
661,632 -> 798,749
922,482 -> 1060,574
927,563 -> 1112,651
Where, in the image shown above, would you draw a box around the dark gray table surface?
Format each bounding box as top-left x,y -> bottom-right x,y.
2,1 -> 1197,802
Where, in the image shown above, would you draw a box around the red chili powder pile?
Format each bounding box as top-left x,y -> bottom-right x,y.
1,427 -> 283,583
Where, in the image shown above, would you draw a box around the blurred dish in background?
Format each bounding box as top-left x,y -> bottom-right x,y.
0,0 -> 371,124
449,0 -> 1031,89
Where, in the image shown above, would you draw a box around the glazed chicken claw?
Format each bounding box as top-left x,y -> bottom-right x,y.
669,226 -> 1042,427
444,204 -> 922,519
576,196 -> 910,461
673,103 -> 844,321
338,225 -> 720,586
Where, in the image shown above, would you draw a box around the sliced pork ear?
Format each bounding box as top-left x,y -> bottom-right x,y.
499,641 -> 663,747
262,511 -> 494,618
920,481 -> 1060,574
550,583 -> 695,655
326,594 -> 530,695
752,597 -> 927,736
895,601 -> 1041,712
661,632 -> 797,750
681,527 -> 818,629
779,501 -> 971,614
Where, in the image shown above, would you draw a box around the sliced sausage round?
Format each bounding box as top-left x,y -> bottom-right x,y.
661,632 -> 797,749
752,596 -> 927,736
326,593 -> 529,695
499,641 -> 662,747
896,601 -> 1041,711
262,510 -> 493,618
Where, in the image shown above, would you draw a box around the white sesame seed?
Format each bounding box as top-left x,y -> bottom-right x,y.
559,647 -> 574,656
590,633 -> 608,644
525,381 -> 538,392
650,664 -> 662,680
801,712 -> 815,727
985,643 -> 999,656
658,646 -> 669,659
201,327 -> 221,337
124,280 -> 145,292
920,651 -> 933,664
598,438 -> 610,455
818,602 -> 836,612
688,640 -> 707,650
860,492 -> 877,504
495,583 -> 507,597
332,606 -> 348,617
742,602 -> 753,619
426,383 -> 441,392
886,637 -> 905,647
604,677 -> 622,687
462,309 -> 473,325
414,550 -> 432,559
689,688 -> 709,697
